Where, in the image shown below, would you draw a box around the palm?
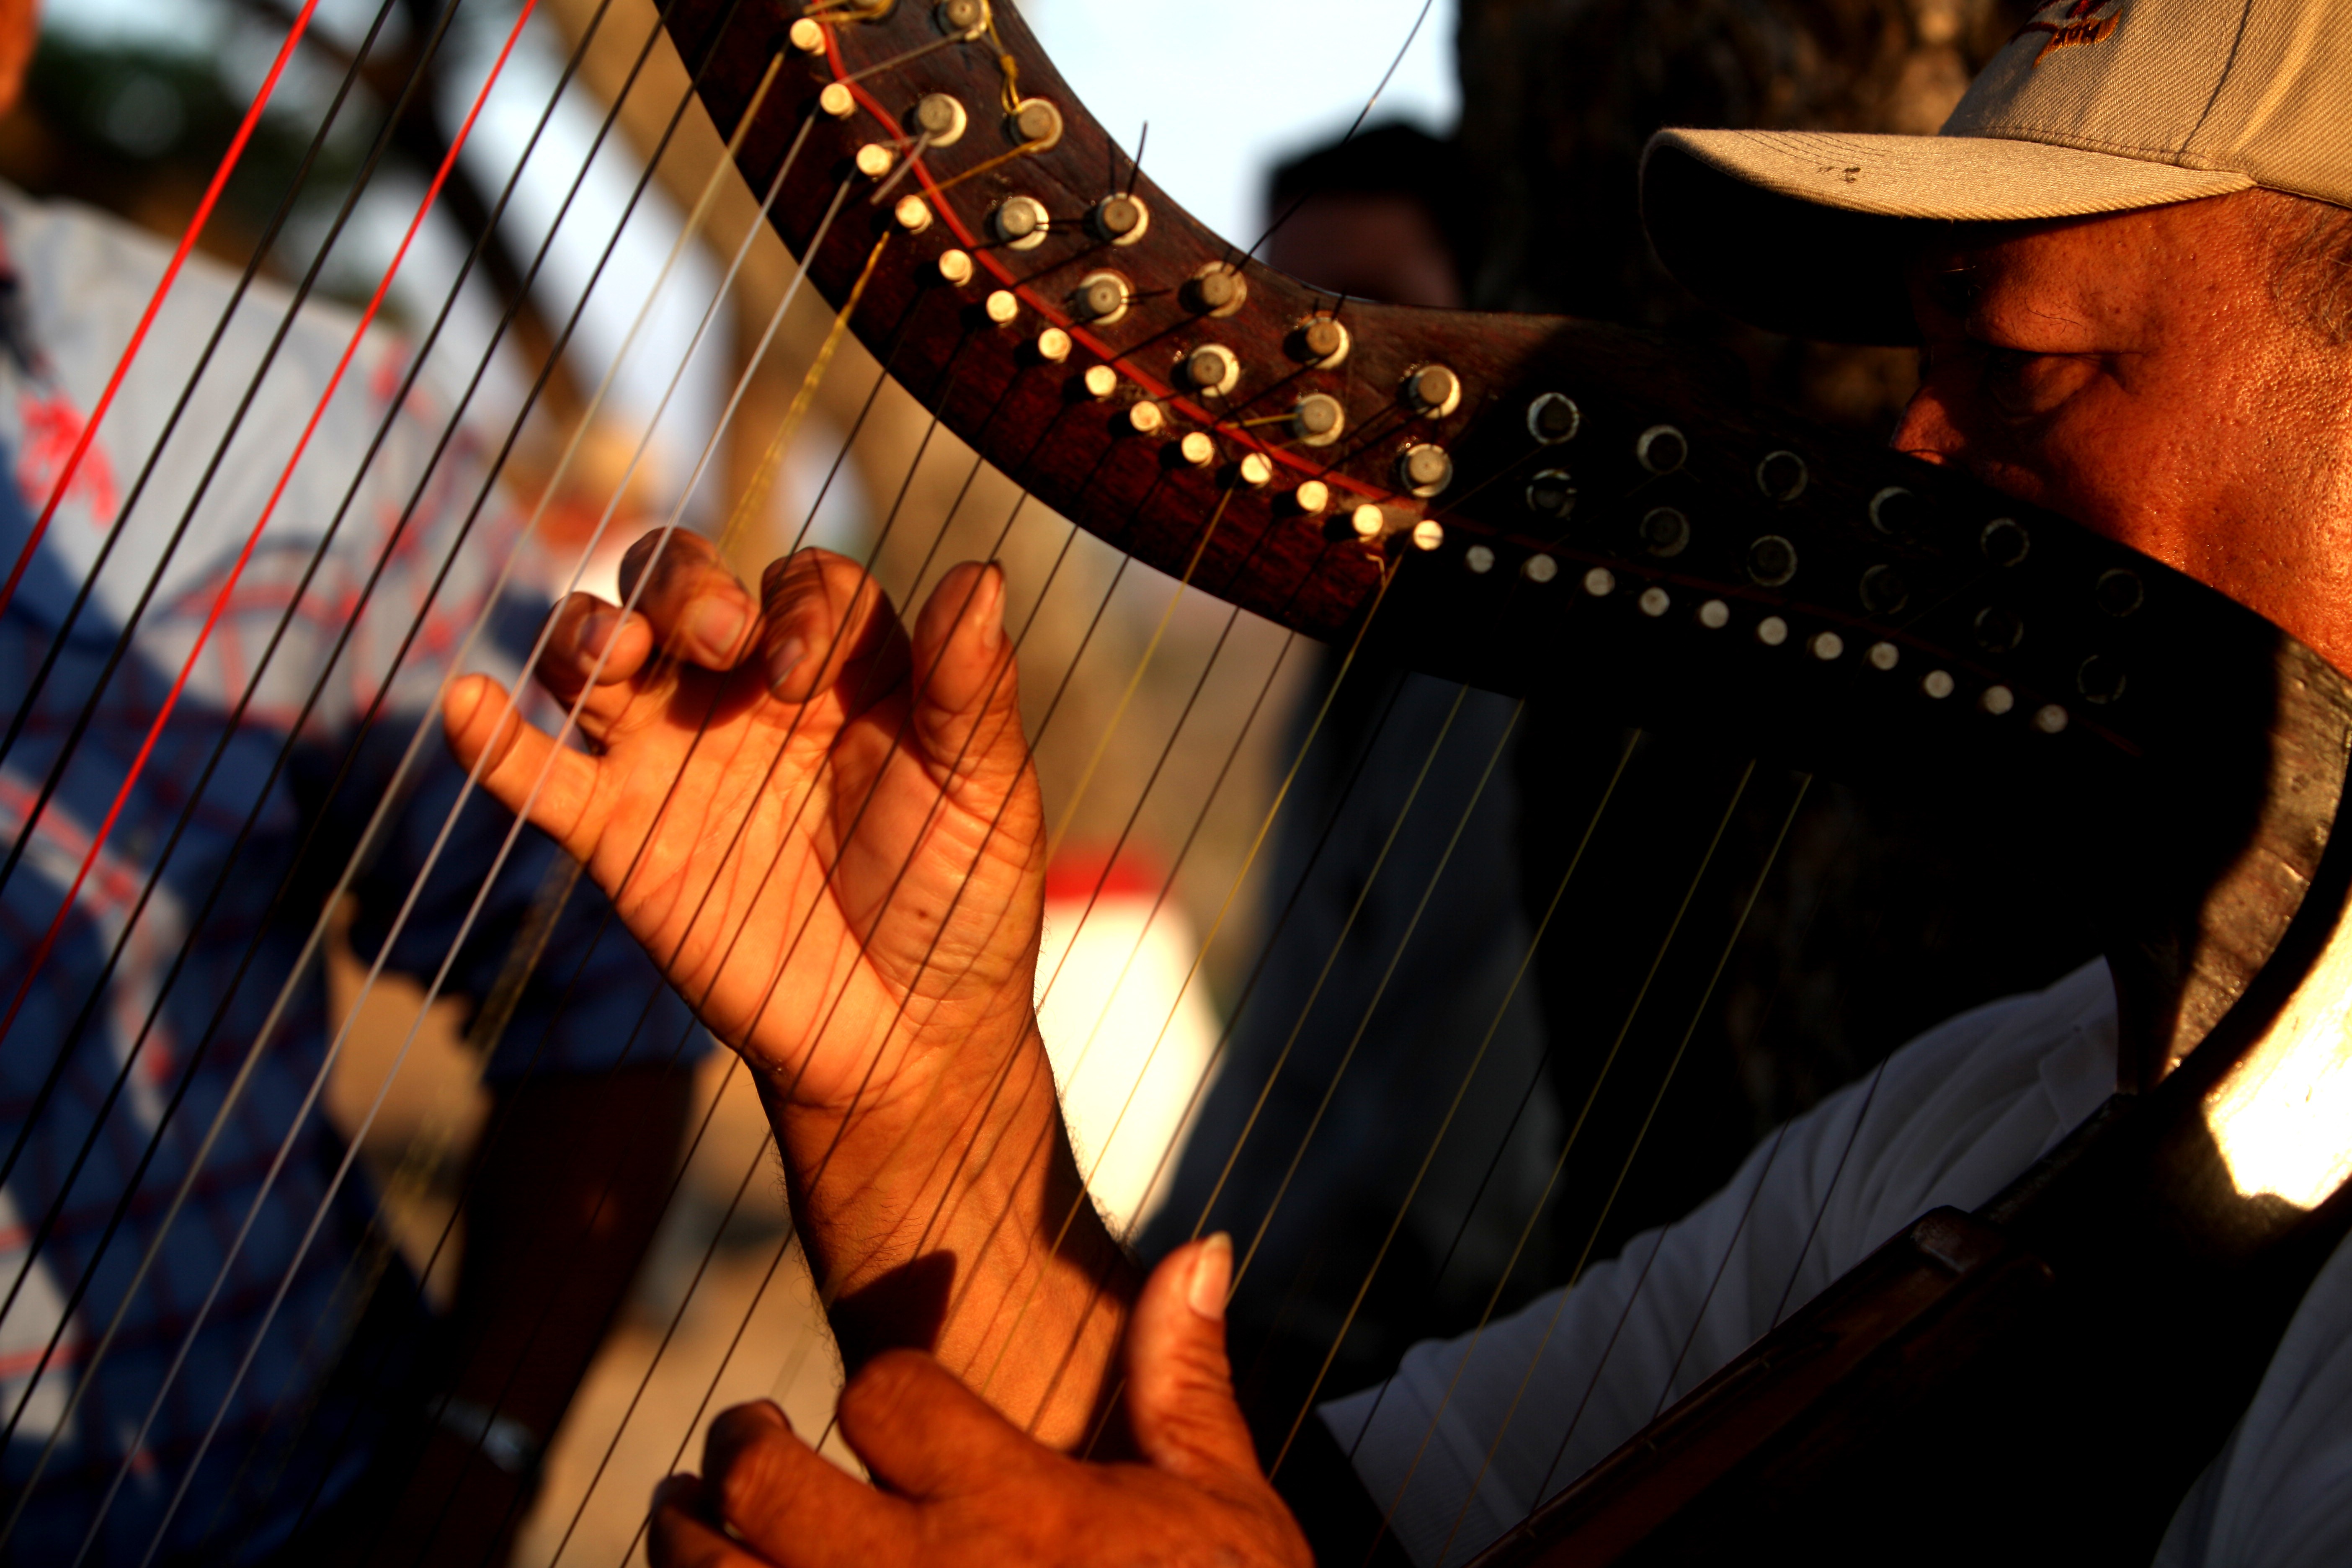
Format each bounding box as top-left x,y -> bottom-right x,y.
448,547 -> 1044,1115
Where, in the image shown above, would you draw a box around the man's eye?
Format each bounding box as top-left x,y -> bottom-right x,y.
1978,345 -> 2081,418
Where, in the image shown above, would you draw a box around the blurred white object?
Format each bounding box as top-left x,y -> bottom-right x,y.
1035,854 -> 1222,1238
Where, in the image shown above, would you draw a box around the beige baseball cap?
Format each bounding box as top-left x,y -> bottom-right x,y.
1641,0 -> 2352,344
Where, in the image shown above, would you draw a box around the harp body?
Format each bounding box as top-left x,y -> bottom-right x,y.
655,0 -> 2352,1558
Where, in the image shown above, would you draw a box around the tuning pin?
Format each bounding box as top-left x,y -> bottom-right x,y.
1083,365 -> 1119,400
1400,365 -> 1461,418
935,0 -> 988,33
937,249 -> 973,286
1396,444 -> 1452,498
1186,262 -> 1248,317
1179,432 -> 1216,467
983,289 -> 1019,325
1350,504 -> 1385,539
991,196 -> 1050,250
1182,344 -> 1240,397
1073,271 -> 1131,325
892,194 -> 931,232
1009,97 -> 1063,148
1292,393 -> 1344,446
1034,327 -> 1071,363
1410,519 -> 1444,551
820,83 -> 856,119
1293,479 -> 1330,514
1295,316 -> 1350,367
1127,401 -> 1165,435
913,93 -> 967,147
1238,452 -> 1274,487
854,143 -> 894,178
1089,193 -> 1151,245
789,17 -> 827,52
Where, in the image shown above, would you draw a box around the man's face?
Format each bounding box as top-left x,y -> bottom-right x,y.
1895,192 -> 2352,673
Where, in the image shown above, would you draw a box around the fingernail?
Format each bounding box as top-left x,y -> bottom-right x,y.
766,636 -> 808,695
579,608 -> 621,658
694,597 -> 747,658
976,565 -> 1004,654
1188,1233 -> 1232,1321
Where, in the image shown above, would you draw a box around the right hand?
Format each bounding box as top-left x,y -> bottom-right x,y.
647,1238 -> 1314,1568
442,533 -> 1047,1124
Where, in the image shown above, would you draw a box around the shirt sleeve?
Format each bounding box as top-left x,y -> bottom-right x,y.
1321,959 -> 2120,1568
2153,1225 -> 2352,1568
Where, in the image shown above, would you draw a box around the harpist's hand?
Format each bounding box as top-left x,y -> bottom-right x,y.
443,531 -> 1045,1121
647,1239 -> 1313,1568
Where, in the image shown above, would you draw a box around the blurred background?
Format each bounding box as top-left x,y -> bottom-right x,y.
6,0 -> 2098,1562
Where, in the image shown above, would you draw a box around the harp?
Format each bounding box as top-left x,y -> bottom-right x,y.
5,1 -> 2351,1565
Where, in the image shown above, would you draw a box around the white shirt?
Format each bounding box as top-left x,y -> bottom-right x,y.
1326,959 -> 2352,1567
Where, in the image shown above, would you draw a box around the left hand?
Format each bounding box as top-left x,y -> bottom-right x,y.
647,1238 -> 1312,1568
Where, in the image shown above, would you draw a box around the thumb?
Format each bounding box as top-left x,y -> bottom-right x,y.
1124,1234 -> 1262,1486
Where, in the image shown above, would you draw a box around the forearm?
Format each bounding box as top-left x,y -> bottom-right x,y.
761,1007 -> 1137,1449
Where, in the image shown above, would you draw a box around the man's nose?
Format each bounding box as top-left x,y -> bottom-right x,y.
1889,382 -> 1962,467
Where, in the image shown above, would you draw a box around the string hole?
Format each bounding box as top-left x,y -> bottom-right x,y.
1746,534 -> 1798,588
1638,507 -> 1688,558
1756,449 -> 1808,502
1527,392 -> 1580,445
1981,517 -> 2031,567
2096,567 -> 2146,617
1524,469 -> 1576,520
1636,425 -> 1687,475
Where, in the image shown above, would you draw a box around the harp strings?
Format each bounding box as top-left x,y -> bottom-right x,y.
0,0 -> 329,619
0,0 -> 720,1484
0,0 -> 624,1492
0,7 -> 1893,1565
1426,773 -> 1812,1568
1264,728 -> 1643,1475
1,10 -> 791,1545
83,73 -> 868,1563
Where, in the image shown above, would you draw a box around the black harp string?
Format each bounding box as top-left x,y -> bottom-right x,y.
969,566 -> 1426,1433
1427,774 -> 1812,1568
1259,726 -> 1648,1478
1355,758 -> 1762,1554
2,10 -> 778,1541
1058,679 -> 1527,1455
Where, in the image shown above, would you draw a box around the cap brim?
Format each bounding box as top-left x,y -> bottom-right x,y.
1641,129 -> 2252,345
